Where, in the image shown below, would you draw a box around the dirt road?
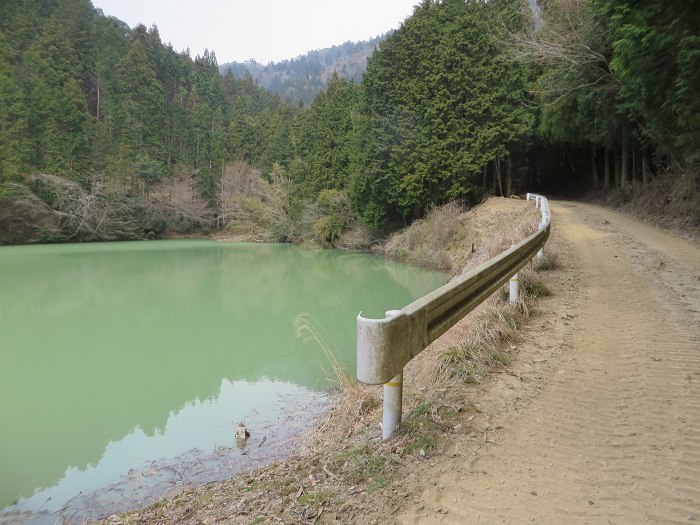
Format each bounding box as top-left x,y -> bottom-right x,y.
393,201 -> 700,524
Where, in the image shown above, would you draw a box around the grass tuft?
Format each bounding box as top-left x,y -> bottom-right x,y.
394,398 -> 464,457
297,489 -> 331,507
329,444 -> 396,492
422,303 -> 526,386
521,268 -> 552,298
294,314 -> 380,441
532,252 -> 558,271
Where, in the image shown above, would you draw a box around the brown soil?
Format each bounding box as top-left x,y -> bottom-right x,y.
99,199 -> 700,525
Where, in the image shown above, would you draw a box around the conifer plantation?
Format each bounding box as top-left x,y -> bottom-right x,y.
1,0 -> 697,244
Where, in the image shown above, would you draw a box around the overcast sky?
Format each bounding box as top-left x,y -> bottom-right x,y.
90,0 -> 419,64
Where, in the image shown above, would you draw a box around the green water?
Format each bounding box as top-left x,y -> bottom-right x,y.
0,240 -> 446,521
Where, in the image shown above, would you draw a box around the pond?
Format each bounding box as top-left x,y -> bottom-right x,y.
0,240 -> 447,524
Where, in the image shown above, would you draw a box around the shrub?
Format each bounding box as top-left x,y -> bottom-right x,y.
312,214 -> 345,246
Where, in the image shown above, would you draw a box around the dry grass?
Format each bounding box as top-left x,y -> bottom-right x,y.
461,202 -> 540,274
419,301 -> 525,387
520,266 -> 552,298
294,313 -> 380,442
417,263 -> 552,393
384,198 -> 541,275
531,251 -> 559,272
384,201 -> 469,272
334,223 -> 377,251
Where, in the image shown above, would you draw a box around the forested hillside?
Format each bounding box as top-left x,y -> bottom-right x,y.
1,0 -> 697,245
0,0 -> 292,243
220,37 -> 384,105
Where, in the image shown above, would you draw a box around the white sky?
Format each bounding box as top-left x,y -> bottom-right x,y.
91,0 -> 419,64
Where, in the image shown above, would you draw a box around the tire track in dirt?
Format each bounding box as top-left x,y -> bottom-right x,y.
394,201 -> 700,524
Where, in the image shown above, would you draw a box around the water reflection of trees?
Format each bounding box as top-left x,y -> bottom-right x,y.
0,241 -> 445,507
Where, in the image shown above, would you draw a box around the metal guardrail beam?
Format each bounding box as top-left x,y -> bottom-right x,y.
357,194 -> 551,439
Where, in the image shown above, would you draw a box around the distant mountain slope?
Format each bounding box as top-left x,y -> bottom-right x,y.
220,35 -> 386,105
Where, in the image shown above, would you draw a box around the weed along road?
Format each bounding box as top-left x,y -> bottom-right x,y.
395,201 -> 700,524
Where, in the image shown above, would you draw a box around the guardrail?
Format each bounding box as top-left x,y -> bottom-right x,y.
527,192 -> 550,257
357,194 -> 551,439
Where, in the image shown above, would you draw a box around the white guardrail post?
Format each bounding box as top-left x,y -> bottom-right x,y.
382,310 -> 404,440
358,194 -> 551,439
509,266 -> 520,305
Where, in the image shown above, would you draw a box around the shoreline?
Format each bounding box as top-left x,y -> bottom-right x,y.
93,197 -> 552,525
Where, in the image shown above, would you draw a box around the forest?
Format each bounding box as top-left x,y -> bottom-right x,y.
0,0 -> 697,245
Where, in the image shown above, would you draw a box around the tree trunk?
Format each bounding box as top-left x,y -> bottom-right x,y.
621,122 -> 630,186
505,155 -> 512,197
96,76 -> 101,121
604,147 -> 611,189
482,163 -> 487,189
592,146 -> 599,187
614,149 -> 622,188
642,148 -> 650,185
493,159 -> 497,193
495,157 -> 503,197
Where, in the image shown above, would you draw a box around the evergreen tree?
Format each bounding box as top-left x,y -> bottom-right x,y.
111,26 -> 168,180
0,37 -> 30,180
596,0 -> 700,167
294,73 -> 358,195
353,0 -> 534,226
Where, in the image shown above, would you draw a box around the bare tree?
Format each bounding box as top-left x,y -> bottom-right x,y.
148,172 -> 214,232
0,183 -> 60,243
509,0 -> 617,101
218,160 -> 289,240
21,174 -> 142,241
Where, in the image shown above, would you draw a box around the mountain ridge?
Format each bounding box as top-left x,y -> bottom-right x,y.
219,35 -> 386,105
